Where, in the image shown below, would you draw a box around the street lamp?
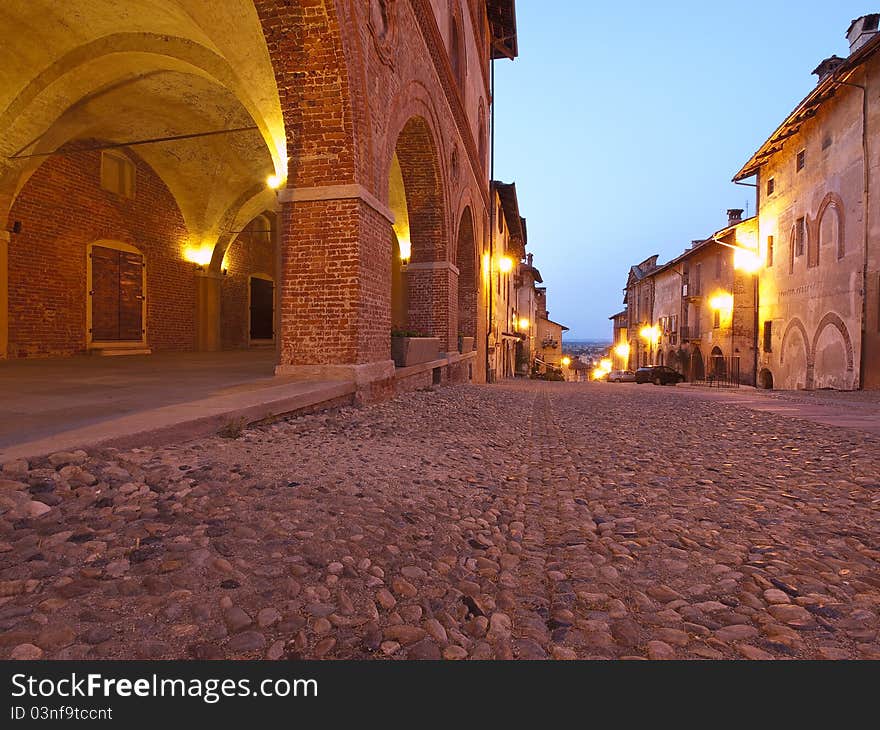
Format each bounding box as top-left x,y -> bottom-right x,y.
498,255 -> 514,274
639,325 -> 660,365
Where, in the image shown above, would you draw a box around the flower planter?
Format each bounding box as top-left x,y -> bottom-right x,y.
391,336 -> 441,367
458,336 -> 475,354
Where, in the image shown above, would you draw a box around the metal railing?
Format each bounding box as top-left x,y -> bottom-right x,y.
694,356 -> 741,388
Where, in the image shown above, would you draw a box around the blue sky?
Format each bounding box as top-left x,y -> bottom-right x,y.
493,1 -> 871,339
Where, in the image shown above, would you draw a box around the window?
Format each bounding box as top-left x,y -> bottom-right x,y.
763,321 -> 773,353
767,177 -> 775,196
713,309 -> 720,329
767,235 -> 774,267
796,150 -> 806,172
100,151 -> 135,198
715,253 -> 722,279
693,262 -> 702,295
795,217 -> 806,257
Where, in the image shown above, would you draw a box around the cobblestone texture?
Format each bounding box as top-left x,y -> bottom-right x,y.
1,380 -> 879,660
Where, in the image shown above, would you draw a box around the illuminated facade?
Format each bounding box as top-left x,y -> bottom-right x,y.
734,14 -> 880,390
0,1 -> 521,399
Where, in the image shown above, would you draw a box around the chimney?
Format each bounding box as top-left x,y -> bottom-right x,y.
812,55 -> 847,83
847,14 -> 880,54
727,208 -> 744,226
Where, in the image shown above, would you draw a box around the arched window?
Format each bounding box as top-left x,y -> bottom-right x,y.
818,195 -> 845,261
450,12 -> 466,90
478,105 -> 487,170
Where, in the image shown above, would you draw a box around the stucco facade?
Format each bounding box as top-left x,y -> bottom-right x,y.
735,16 -> 880,390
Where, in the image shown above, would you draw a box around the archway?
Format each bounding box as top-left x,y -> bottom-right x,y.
812,312 -> 854,389
691,347 -> 705,382
780,318 -> 811,389
710,345 -> 725,378
758,368 -> 774,390
456,207 -> 477,343
0,0 -> 285,358
388,116 -> 451,351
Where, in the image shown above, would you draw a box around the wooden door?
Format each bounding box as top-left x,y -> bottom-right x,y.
249,277 -> 273,341
90,246 -> 144,342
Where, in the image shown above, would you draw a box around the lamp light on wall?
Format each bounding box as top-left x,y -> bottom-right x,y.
518,317 -> 530,330
709,292 -> 734,313
733,247 -> 762,274
561,356 -> 571,367
266,174 -> 283,190
183,243 -> 214,270
498,255 -> 514,274
614,342 -> 631,360
398,235 -> 411,264
639,325 -> 660,344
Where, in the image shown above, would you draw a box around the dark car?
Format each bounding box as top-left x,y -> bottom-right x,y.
635,366 -> 685,385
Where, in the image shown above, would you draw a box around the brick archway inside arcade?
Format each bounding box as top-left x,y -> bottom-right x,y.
0,0 -> 288,364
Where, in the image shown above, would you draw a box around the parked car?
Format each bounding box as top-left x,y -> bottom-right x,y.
635,366 -> 685,385
607,369 -> 636,383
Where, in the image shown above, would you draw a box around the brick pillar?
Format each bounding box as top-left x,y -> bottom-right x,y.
274,187 -> 395,392
195,271 -> 222,352
404,262 -> 458,352
0,230 -> 8,359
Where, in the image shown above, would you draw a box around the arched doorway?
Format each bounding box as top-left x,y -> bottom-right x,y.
758,368 -> 774,390
691,347 -> 705,381
710,345 -> 725,378
387,116 -> 450,350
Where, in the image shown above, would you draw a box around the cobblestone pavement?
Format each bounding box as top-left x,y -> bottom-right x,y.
1,380 -> 879,660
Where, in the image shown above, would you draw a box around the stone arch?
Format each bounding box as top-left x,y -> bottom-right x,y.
811,312 -> 854,389
817,191 -> 845,261
657,350 -> 664,366
456,206 -> 477,341
710,345 -> 726,378
690,347 -> 704,382
758,368 -> 774,390
780,317 -> 812,389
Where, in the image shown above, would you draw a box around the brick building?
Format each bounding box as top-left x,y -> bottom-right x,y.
0,1 -> 520,399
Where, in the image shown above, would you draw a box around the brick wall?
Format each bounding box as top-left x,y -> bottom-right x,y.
5,145 -> 193,358
220,216 -> 276,349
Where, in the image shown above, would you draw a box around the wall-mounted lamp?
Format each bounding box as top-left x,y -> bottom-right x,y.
518,317 -> 530,330
266,174 -> 283,190
498,255 -> 514,274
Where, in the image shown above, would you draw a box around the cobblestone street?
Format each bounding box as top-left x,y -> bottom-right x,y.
1,380 -> 879,660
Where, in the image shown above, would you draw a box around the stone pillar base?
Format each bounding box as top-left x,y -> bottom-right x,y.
275,360 -> 396,404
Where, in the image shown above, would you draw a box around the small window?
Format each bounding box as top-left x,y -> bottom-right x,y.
795,217 -> 806,256
796,150 -> 806,172
767,235 -> 774,267
713,309 -> 721,329
763,321 -> 773,353
767,177 -> 775,196
101,151 -> 135,198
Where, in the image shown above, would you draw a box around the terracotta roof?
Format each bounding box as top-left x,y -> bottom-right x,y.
733,35 -> 880,181
487,0 -> 518,59
493,180 -> 526,251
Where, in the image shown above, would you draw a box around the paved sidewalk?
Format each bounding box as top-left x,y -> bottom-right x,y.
1,379 -> 877,660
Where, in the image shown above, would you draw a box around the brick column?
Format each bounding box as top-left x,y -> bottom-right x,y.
405,262 -> 458,353
274,185 -> 396,393
195,270 -> 222,352
0,230 -> 8,359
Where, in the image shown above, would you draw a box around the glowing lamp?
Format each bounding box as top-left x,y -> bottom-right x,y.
734,248 -> 762,273
614,343 -> 630,360
398,236 -> 412,263
639,325 -> 660,343
561,356 -> 572,367
183,244 -> 214,267
600,358 -> 612,371
266,174 -> 283,190
519,318 -> 530,330
498,256 -> 514,274
709,293 -> 734,312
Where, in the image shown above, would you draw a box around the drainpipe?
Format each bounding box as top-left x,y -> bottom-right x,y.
836,70 -> 870,389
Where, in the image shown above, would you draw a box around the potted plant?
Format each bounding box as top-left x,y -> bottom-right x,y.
391,328 -> 442,367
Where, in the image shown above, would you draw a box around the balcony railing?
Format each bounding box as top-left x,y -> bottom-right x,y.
680,326 -> 700,342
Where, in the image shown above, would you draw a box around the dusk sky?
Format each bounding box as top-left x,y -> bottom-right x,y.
493,1 -> 872,340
